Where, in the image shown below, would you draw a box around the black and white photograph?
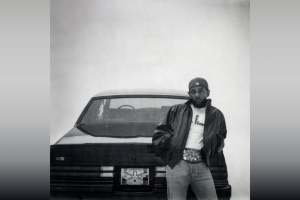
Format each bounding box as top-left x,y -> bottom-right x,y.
4,0 -> 300,200
50,0 -> 250,199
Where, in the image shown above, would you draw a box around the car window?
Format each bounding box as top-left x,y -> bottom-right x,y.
78,97 -> 187,137
81,98 -> 187,124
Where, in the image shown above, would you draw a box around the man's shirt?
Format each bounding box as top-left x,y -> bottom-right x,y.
185,104 -> 206,150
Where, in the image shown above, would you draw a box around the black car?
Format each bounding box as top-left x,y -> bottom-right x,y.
50,89 -> 231,199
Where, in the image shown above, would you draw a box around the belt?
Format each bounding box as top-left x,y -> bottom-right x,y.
182,148 -> 203,163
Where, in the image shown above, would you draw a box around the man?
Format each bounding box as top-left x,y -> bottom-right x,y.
152,77 -> 227,200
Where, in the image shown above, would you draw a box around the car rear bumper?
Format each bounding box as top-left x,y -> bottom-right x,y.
51,166 -> 231,199
51,184 -> 231,200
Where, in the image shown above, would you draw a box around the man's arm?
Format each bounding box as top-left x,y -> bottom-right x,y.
152,107 -> 174,155
216,112 -> 227,153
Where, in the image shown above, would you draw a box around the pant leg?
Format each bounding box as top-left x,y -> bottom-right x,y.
166,160 -> 190,200
189,162 -> 218,200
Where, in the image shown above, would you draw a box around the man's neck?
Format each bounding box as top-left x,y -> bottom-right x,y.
192,99 -> 207,109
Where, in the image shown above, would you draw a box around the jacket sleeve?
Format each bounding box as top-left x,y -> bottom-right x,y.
152,107 -> 174,155
216,112 -> 227,153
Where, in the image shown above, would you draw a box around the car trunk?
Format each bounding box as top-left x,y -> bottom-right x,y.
50,142 -> 167,196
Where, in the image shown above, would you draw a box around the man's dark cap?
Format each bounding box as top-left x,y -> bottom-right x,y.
188,77 -> 209,90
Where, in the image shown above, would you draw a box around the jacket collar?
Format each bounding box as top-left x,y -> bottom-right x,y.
185,98 -> 212,108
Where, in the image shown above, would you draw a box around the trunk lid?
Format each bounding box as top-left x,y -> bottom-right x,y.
51,143 -> 163,166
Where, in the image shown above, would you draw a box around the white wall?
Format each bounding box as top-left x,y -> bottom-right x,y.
51,0 -> 249,199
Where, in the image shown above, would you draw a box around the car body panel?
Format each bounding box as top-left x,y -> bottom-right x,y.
57,127 -> 153,144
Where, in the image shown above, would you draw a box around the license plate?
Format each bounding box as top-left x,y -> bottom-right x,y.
120,168 -> 149,185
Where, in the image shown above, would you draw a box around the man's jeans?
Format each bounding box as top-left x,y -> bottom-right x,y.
166,160 -> 217,200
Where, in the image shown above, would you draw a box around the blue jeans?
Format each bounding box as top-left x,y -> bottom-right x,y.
166,160 -> 217,200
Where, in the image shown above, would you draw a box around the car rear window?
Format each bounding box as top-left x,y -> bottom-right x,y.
81,97 -> 187,124
78,97 -> 187,137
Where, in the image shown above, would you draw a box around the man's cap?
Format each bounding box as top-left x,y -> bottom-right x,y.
188,77 -> 209,90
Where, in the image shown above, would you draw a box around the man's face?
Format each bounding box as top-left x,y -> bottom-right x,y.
188,86 -> 209,107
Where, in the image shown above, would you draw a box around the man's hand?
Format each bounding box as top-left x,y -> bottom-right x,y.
152,131 -> 172,155
216,134 -> 225,153
210,135 -> 217,157
216,140 -> 225,153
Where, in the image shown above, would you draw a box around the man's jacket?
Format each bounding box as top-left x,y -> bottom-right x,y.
152,99 -> 227,169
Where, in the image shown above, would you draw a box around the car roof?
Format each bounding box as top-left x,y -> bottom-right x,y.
93,88 -> 189,98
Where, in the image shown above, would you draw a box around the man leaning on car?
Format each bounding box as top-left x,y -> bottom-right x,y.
152,77 -> 227,200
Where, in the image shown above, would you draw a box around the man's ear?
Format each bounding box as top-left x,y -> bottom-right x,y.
207,89 -> 210,97
187,91 -> 192,100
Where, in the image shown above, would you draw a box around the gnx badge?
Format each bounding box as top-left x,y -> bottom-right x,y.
56,157 -> 65,161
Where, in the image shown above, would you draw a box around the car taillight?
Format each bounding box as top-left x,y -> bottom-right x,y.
155,166 -> 166,177
155,173 -> 166,177
100,166 -> 115,177
155,166 -> 166,171
100,172 -> 114,177
101,166 -> 114,171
